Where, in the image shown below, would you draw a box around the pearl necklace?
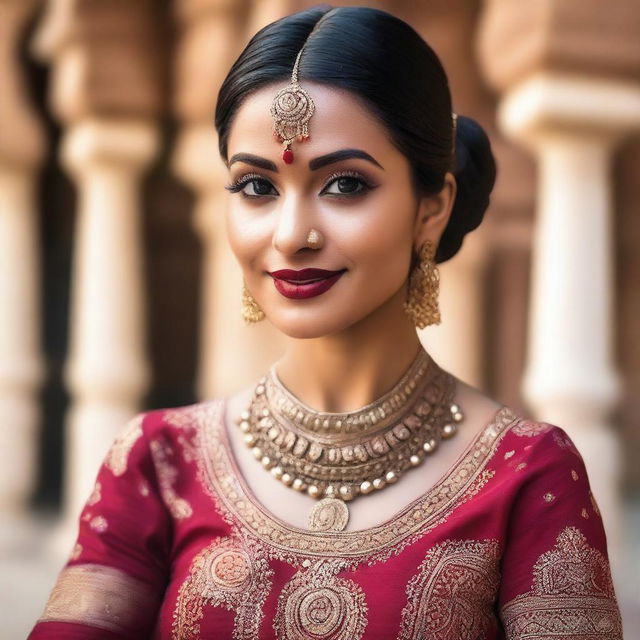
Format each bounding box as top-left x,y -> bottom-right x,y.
235,349 -> 463,532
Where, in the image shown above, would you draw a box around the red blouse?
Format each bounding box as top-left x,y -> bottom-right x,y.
29,399 -> 623,639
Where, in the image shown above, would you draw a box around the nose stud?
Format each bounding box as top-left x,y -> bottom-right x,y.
306,228 -> 323,248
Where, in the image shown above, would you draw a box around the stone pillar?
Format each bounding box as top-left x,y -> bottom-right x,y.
478,0 -> 640,584
33,0 -> 163,546
0,0 -> 46,545
60,119 -> 158,523
173,0 -> 285,400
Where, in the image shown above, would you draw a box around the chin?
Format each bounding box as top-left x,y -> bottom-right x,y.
266,307 -> 357,340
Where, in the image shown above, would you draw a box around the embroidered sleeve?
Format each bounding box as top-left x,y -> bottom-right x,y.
28,412 -> 171,639
498,427 -> 623,638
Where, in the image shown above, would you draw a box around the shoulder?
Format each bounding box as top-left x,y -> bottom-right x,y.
503,416 -> 586,471
496,416 -> 597,512
136,398 -> 226,440
104,400 -> 226,475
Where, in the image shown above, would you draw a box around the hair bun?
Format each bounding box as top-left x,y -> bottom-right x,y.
436,115 -> 497,263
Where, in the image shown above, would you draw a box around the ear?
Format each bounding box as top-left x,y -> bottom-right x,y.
412,172 -> 457,252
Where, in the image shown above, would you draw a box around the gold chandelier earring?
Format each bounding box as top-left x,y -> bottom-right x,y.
404,239 -> 441,329
241,281 -> 265,324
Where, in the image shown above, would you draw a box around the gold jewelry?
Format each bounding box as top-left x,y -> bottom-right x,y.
306,228 -> 322,247
235,348 -> 464,531
404,239 -> 441,329
241,281 -> 265,324
270,48 -> 315,165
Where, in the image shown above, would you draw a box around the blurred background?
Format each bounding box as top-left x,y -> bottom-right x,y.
1,0 -> 639,637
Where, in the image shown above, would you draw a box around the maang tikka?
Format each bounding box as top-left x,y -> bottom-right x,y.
270,48 -> 316,164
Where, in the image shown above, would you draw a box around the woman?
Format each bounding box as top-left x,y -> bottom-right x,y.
30,5 -> 623,639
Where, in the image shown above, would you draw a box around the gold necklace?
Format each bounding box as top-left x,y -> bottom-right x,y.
235,349 -> 463,532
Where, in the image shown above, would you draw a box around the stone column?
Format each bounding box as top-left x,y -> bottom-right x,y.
33,0 -> 163,546
173,0 -> 285,400
478,0 -> 640,583
60,119 -> 158,523
0,0 -> 46,545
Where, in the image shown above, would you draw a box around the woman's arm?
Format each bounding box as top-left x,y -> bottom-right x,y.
498,425 -> 623,639
29,412 -> 171,639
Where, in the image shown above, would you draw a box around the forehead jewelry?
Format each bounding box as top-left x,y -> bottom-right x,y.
270,48 -> 316,165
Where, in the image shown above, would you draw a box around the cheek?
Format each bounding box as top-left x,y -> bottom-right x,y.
333,192 -> 415,281
225,205 -> 269,270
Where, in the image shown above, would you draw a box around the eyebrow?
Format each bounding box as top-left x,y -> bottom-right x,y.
309,148 -> 384,171
228,153 -> 277,172
228,148 -> 384,172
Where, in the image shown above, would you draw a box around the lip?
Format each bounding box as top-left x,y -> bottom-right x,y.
268,268 -> 347,299
269,268 -> 344,282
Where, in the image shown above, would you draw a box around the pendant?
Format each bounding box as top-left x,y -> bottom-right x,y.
283,146 -> 294,164
308,497 -> 349,532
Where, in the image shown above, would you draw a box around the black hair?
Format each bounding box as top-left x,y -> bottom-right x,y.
215,5 -> 496,263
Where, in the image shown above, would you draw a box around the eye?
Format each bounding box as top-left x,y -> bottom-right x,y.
321,171 -> 374,197
225,174 -> 278,198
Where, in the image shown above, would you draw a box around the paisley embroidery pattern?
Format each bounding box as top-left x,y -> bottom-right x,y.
150,437 -> 193,520
510,419 -> 553,437
172,536 -> 273,640
273,560 -> 367,640
104,414 -> 144,476
399,538 -> 501,640
500,527 -> 622,638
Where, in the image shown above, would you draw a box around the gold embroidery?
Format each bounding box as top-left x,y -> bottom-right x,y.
571,469 -> 579,481
543,493 -> 555,503
399,539 -> 500,640
515,462 -> 527,472
164,406 -> 201,430
581,508 -> 589,519
511,419 -> 553,437
194,400 -> 518,563
501,527 -> 622,638
273,560 -> 367,640
150,437 -> 193,520
139,479 -> 150,496
89,515 -> 108,533
172,536 -> 273,640
504,450 -> 515,459
39,564 -> 161,634
87,481 -> 101,506
104,414 -> 144,476
552,429 -> 581,456
177,433 -> 198,463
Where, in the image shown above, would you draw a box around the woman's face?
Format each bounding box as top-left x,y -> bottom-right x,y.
225,82 -> 453,339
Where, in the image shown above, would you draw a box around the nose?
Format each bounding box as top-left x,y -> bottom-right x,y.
272,192 -> 318,255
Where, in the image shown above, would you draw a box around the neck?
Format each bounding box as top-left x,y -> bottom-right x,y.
274,288 -> 429,413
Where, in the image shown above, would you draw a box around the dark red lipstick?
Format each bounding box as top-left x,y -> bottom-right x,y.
268,268 -> 346,299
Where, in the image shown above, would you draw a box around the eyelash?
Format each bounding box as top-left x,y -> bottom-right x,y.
224,170 -> 376,199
